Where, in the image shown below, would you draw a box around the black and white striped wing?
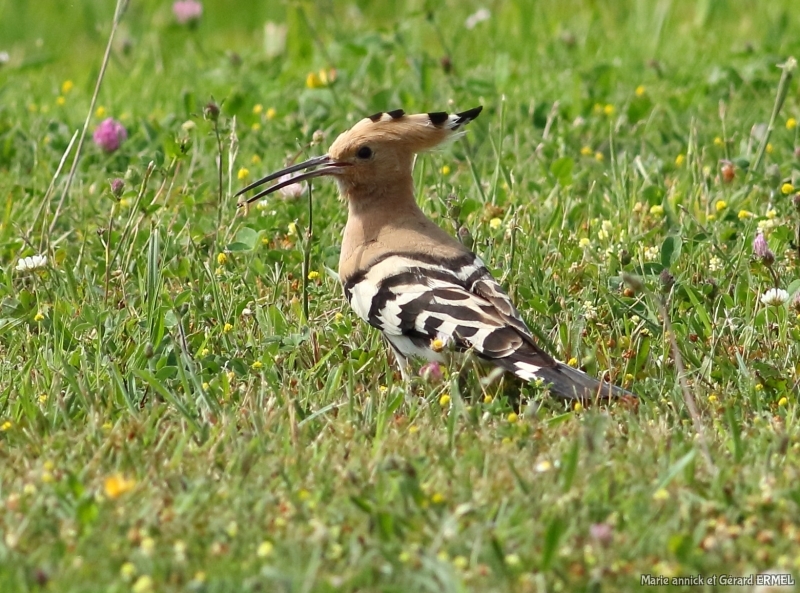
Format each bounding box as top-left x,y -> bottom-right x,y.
343,251 -> 557,380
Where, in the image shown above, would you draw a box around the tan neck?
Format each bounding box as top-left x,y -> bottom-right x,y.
337,178 -> 467,281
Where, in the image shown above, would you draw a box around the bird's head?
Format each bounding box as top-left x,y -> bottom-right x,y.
236,106 -> 482,206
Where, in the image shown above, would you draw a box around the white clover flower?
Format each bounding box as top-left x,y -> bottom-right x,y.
15,254 -> 47,273
583,301 -> 597,321
760,288 -> 789,307
278,173 -> 306,199
465,8 -> 490,29
643,246 -> 659,262
708,256 -> 722,272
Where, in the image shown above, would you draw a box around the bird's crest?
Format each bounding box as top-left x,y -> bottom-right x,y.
329,106 -> 483,155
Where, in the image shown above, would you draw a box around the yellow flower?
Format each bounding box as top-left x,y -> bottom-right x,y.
252,104 -> 263,115
34,311 -> 44,322
266,107 -> 277,120
287,222 -> 297,236
306,72 -> 324,89
200,347 -> 209,356
223,323 -> 233,333
408,425 -> 419,434
649,204 -> 664,216
778,397 -> 788,407
594,151 -> 604,162
567,357 -> 578,367
226,521 -> 238,538
431,492 -> 445,504
573,402 -> 583,413
675,154 -> 685,167
507,412 -> 519,423
202,382 -> 209,390
766,209 -> 777,219
787,117 -> 797,130
1,421 -> 12,431
505,554 -> 521,566
652,488 -> 670,501
483,394 -> 493,404
707,214 -> 716,222
439,394 -> 451,407
95,105 -> 106,118
257,541 -> 274,558
580,146 -> 593,156
237,167 -> 250,180
738,210 -> 754,220
766,143 -> 774,154
603,104 -> 615,116
132,575 -> 153,593
708,394 -> 718,403
441,165 -> 450,175
755,384 -> 765,392
140,537 -> 155,556
250,155 -> 262,167
489,217 -> 502,230
781,183 -> 794,195
635,85 -> 646,97
453,556 -> 468,569
251,123 -> 261,132
120,562 -> 136,579
624,373 -> 635,383
715,200 -> 727,212
217,252 -> 228,266
104,474 -> 136,499
61,80 -> 74,94
431,337 -> 445,352
56,96 -> 66,106
579,237 -> 591,247
307,270 -> 320,280
251,361 -> 263,370
193,571 -> 206,584
713,136 -> 724,147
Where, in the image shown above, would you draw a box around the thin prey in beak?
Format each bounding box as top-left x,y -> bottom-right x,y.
235,154 -> 349,206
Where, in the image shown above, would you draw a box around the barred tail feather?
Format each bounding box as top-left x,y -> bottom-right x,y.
534,362 -> 635,400
495,354 -> 635,401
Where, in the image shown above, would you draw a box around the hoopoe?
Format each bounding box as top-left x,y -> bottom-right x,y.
237,107 -> 636,401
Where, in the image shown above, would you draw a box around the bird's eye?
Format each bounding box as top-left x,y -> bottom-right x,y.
356,146 -> 373,159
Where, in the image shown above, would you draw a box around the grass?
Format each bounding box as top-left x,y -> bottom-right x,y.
1,0 -> 800,591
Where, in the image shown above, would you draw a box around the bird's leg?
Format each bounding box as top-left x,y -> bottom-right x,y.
389,344 -> 414,394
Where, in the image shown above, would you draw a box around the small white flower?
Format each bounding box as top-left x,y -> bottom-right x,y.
760,288 -> 789,307
15,254 -> 47,273
465,8 -> 490,29
0,51 -> 9,65
242,307 -> 253,317
278,173 -> 306,199
583,301 -> 597,321
643,246 -> 659,262
708,256 -> 722,272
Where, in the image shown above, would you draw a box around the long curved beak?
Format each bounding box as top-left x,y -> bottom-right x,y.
235,154 -> 349,206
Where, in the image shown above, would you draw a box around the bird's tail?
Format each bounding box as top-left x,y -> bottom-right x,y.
532,362 -> 636,401
493,350 -> 636,401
